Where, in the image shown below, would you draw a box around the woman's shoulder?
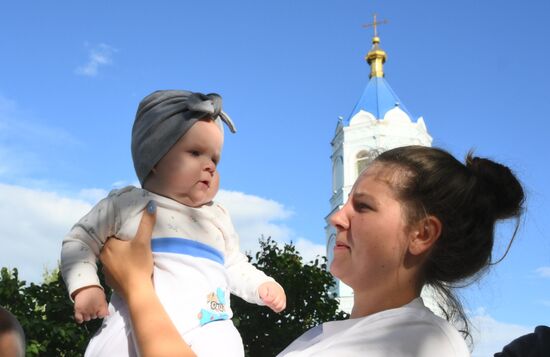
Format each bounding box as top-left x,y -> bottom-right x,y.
279,298 -> 470,357
352,298 -> 470,356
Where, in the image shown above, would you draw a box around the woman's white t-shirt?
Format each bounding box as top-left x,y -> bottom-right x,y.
278,298 -> 470,357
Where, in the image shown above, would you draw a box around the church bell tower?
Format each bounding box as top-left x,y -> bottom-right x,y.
325,17 -> 433,313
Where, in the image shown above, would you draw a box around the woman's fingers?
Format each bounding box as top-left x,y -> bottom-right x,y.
99,200 -> 157,299
135,200 -> 157,246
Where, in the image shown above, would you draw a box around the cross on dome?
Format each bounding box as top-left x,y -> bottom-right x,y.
362,13 -> 388,40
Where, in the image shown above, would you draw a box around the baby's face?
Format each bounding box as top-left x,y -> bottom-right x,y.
148,119 -> 223,207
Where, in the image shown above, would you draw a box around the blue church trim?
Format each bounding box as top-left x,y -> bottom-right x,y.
347,76 -> 413,122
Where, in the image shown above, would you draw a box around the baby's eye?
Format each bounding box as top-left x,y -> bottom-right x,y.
189,150 -> 201,157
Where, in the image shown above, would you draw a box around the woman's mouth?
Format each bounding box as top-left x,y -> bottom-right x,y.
334,241 -> 350,251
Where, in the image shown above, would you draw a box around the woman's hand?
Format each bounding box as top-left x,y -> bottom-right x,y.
99,200 -> 196,356
100,200 -> 156,302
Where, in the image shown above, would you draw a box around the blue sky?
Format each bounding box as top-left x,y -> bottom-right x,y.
1,0 -> 549,354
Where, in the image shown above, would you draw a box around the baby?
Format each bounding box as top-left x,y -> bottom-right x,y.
61,90 -> 286,356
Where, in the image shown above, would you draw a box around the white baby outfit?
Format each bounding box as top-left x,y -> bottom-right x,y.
61,186 -> 274,356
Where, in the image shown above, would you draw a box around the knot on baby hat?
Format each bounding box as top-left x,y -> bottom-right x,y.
131,90 -> 236,185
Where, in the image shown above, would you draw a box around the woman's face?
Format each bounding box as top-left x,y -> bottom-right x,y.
329,163 -> 412,292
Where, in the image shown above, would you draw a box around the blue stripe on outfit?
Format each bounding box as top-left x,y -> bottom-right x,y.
151,237 -> 224,265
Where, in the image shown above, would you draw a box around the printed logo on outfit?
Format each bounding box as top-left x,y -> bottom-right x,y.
197,287 -> 229,326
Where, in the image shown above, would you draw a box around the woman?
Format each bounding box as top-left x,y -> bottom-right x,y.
100,145 -> 525,356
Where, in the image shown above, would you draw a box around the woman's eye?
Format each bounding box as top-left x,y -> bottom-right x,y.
354,202 -> 372,211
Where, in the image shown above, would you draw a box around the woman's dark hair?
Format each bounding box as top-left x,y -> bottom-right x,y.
373,145 -> 525,339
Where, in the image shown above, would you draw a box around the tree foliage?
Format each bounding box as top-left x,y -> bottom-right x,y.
232,237 -> 349,357
0,237 -> 347,356
0,267 -> 103,356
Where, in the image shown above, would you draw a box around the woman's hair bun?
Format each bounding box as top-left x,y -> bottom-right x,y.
466,153 -> 525,220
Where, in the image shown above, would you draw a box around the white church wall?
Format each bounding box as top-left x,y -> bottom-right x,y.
326,106 -> 433,315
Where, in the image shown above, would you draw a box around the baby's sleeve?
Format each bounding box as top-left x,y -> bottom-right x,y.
60,194 -> 117,299
216,203 -> 278,305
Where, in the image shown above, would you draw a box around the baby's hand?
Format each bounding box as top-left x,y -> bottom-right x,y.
73,286 -> 109,324
259,281 -> 286,313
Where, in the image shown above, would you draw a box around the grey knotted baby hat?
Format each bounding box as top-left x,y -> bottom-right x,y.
131,89 -> 237,186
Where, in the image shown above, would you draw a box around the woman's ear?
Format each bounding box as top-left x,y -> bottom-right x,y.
408,215 -> 442,256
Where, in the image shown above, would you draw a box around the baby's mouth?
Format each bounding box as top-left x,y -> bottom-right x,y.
199,180 -> 210,187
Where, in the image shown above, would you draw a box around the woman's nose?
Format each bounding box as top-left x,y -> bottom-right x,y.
330,204 -> 350,231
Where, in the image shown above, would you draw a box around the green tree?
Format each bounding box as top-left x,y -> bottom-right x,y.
232,237 -> 348,357
0,267 -> 104,356
1,238 -> 347,356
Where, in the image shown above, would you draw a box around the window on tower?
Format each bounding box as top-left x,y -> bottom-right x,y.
332,156 -> 343,192
356,149 -> 382,177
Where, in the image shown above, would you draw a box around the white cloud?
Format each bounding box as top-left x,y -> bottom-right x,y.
0,185 -> 324,284
0,183 -> 537,357
75,43 -> 117,77
294,237 -> 326,264
216,191 -> 327,265
77,188 -> 109,203
111,180 -> 139,189
215,190 -> 295,254
469,308 -> 532,357
0,183 -> 92,283
535,266 -> 550,278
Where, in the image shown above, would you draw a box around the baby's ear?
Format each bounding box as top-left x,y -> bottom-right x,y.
408,215 -> 442,256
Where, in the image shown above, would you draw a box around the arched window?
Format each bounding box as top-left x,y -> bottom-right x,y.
356,150 -> 371,176
332,156 -> 343,192
356,149 -> 381,177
